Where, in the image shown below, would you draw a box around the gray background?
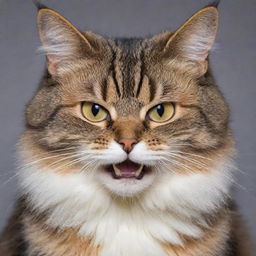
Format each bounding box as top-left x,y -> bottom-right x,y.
0,0 -> 255,246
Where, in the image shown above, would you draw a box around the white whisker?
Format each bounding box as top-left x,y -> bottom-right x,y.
165,152 -> 208,167
20,152 -> 79,169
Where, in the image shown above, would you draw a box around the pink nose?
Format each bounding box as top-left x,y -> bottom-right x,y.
118,138 -> 137,153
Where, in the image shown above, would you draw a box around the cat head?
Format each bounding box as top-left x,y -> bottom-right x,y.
22,5 -> 232,197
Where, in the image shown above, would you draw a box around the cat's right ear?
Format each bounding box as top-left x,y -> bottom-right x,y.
37,8 -> 93,77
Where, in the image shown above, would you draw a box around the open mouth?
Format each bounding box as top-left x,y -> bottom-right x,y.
105,160 -> 150,180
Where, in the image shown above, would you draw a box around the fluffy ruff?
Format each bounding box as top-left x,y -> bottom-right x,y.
18,146 -> 234,256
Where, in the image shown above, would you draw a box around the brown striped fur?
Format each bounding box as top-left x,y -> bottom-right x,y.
0,3 -> 252,256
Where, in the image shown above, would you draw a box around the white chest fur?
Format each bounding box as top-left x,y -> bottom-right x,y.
19,161 -> 233,256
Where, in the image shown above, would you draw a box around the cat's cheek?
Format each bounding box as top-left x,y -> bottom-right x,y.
97,167 -> 156,197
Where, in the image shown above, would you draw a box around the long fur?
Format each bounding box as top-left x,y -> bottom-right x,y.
18,142 -> 234,256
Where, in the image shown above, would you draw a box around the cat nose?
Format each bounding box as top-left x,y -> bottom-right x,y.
118,138 -> 138,153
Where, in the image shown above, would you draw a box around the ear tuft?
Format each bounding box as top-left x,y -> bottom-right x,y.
205,0 -> 220,8
33,0 -> 48,10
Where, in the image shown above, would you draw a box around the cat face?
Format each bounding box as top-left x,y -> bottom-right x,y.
22,6 -> 231,197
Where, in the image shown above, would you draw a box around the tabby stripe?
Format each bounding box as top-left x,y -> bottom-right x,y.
101,78 -> 108,101
135,50 -> 145,98
26,104 -> 74,129
180,104 -> 218,133
17,235 -> 28,256
148,77 -> 157,102
121,45 -> 133,97
224,232 -> 238,256
108,41 -> 121,97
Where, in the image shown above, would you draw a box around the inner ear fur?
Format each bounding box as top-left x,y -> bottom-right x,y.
37,8 -> 98,76
156,6 -> 219,76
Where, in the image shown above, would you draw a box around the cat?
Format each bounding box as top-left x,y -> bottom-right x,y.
0,2 -> 252,256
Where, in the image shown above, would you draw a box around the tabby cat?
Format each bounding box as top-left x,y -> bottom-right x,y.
0,2 -> 251,256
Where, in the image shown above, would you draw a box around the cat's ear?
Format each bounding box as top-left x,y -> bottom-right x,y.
163,6 -> 218,74
37,8 -> 93,76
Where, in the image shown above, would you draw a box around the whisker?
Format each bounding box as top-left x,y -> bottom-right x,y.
20,146 -> 80,161
79,159 -> 99,173
20,152 -> 79,169
163,152 -> 209,169
159,157 -> 196,174
46,152 -> 88,169
167,149 -> 214,161
160,156 -> 245,192
1,172 -> 20,187
51,158 -> 83,173
47,146 -> 80,153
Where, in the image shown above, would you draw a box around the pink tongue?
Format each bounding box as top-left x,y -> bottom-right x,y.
116,160 -> 140,174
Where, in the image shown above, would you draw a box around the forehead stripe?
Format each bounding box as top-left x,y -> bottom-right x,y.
135,54 -> 144,98
108,42 -> 121,97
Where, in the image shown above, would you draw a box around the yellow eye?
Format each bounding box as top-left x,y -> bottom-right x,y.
147,103 -> 175,123
81,102 -> 108,122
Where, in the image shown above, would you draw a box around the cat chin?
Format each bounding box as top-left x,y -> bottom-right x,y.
97,166 -> 157,197
77,141 -> 168,197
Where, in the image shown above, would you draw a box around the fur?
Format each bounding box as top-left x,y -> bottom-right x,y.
18,157 -> 233,256
0,3 -> 252,256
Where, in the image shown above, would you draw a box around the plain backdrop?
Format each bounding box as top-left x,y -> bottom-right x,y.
0,0 -> 255,246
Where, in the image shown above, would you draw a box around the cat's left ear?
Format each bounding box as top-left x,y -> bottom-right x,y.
37,8 -> 96,77
162,6 -> 219,75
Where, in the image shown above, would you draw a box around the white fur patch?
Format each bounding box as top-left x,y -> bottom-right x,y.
38,44 -> 74,59
18,141 -> 234,256
129,141 -> 168,165
181,32 -> 215,61
84,140 -> 128,165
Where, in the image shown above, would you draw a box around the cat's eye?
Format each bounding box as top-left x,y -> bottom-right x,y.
147,103 -> 175,123
81,102 -> 109,122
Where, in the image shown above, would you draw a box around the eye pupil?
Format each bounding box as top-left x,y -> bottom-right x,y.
91,104 -> 100,116
148,103 -> 174,123
156,104 -> 164,117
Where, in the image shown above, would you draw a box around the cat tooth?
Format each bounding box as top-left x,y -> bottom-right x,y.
135,165 -> 144,178
113,164 -> 122,177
